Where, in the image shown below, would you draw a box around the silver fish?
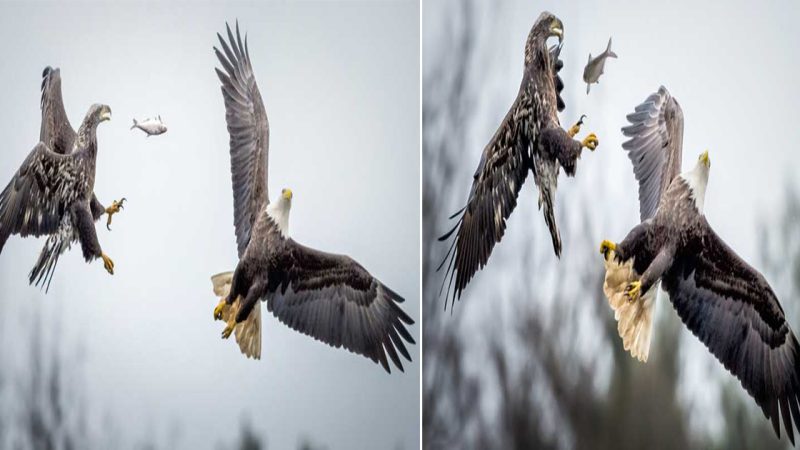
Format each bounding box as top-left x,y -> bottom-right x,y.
583,37 -> 617,94
131,115 -> 168,136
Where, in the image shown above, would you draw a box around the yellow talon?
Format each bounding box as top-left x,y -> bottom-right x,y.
625,280 -> 642,303
582,133 -> 599,151
221,319 -> 236,339
105,198 -> 126,230
599,239 -> 616,260
214,299 -> 226,321
567,114 -> 586,138
101,252 -> 114,275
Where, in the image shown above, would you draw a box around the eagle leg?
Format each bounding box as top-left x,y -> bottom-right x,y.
581,133 -> 599,151
105,198 -> 126,231
624,280 -> 641,303
101,252 -> 114,275
213,298 -> 227,321
567,114 -> 587,138
600,239 -> 617,260
221,317 -> 236,339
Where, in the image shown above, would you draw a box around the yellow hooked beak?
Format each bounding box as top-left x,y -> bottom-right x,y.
100,107 -> 112,122
550,19 -> 564,42
699,150 -> 710,168
282,188 -> 293,200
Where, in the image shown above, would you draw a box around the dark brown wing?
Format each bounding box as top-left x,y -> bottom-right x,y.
438,95 -> 530,309
663,217 -> 800,444
39,67 -> 76,155
267,239 -> 415,373
214,21 -> 270,257
0,143 -> 76,253
621,86 -> 684,221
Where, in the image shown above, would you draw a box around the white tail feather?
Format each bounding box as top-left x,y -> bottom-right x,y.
602,251 -> 656,362
210,271 -> 262,359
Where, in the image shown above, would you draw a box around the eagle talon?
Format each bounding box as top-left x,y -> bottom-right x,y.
213,299 -> 226,321
581,133 -> 599,151
567,114 -> 587,138
625,280 -> 642,303
105,198 -> 126,230
599,239 -> 616,260
221,320 -> 235,339
101,252 -> 114,275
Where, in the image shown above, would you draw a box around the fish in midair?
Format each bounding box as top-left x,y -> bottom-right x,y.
583,37 -> 617,94
130,115 -> 167,136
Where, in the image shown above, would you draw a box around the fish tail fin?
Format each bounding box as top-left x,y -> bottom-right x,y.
605,37 -> 617,58
602,251 -> 655,362
210,271 -> 262,359
130,118 -> 138,130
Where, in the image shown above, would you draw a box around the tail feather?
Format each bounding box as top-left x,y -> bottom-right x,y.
602,250 -> 655,362
29,234 -> 71,293
130,118 -> 138,130
210,271 -> 262,359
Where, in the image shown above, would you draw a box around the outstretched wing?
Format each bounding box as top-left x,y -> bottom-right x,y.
215,21 -> 270,257
39,67 -> 76,155
438,97 -> 530,308
0,143 -> 74,253
621,86 -> 684,221
663,218 -> 800,444
267,240 -> 415,373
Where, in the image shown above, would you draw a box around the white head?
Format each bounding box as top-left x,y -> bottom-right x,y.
266,188 -> 292,236
681,150 -> 710,213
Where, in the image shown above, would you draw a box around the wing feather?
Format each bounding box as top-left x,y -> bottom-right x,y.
0,143 -> 73,252
663,218 -> 800,443
39,67 -> 76,155
215,22 -> 270,257
267,240 -> 414,373
621,86 -> 684,221
438,95 -> 530,308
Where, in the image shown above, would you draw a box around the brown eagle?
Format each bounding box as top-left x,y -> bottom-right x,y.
210,22 -> 415,373
439,11 -> 599,307
0,67 -> 125,291
601,86 -> 800,444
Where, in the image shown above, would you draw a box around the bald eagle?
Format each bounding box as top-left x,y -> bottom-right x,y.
601,86 -> 800,443
0,67 -> 125,291
438,11 -> 599,308
210,22 -> 415,373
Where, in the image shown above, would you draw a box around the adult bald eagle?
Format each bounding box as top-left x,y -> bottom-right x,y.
600,86 -> 800,443
0,67 -> 125,291
438,11 -> 599,308
210,22 -> 414,373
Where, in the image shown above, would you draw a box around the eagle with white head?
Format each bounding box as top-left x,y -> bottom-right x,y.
600,86 -> 800,444
210,22 -> 414,373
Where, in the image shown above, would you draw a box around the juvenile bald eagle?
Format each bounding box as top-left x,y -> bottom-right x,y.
438,11 -> 599,308
601,86 -> 800,443
211,22 -> 414,373
0,67 -> 125,291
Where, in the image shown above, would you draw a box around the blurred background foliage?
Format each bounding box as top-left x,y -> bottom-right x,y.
422,1 -> 799,449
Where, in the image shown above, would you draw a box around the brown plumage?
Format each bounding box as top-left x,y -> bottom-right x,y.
0,67 -> 119,291
438,11 -> 598,308
603,87 -> 800,444
212,22 -> 414,372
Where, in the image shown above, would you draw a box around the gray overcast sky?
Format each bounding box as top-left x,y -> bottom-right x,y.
0,1 -> 419,449
425,0 -> 800,440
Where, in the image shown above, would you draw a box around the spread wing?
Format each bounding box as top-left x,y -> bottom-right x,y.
267,240 -> 415,373
663,218 -> 800,444
39,67 -> 76,155
621,86 -> 684,221
438,97 -> 530,308
214,21 -> 270,257
0,143 -> 74,252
